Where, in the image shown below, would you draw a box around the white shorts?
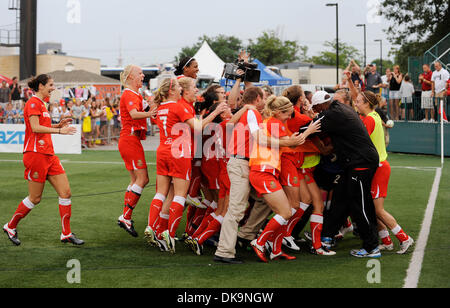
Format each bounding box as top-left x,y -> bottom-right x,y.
421,91 -> 434,109
389,91 -> 401,100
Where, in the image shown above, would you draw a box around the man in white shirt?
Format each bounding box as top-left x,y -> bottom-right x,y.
432,61 -> 449,122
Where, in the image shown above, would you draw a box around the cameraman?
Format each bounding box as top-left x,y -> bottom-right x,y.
227,51 -> 258,110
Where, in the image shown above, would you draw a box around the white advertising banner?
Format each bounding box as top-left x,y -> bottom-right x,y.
0,124 -> 82,154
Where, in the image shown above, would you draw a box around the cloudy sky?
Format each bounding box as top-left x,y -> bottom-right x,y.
0,0 -> 394,67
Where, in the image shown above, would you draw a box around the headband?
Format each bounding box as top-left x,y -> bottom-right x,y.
182,58 -> 194,70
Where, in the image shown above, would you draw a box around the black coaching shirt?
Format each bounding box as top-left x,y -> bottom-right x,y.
315,101 -> 379,169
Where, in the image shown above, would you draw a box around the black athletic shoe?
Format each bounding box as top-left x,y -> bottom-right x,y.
61,233 -> 85,245
3,224 -> 21,246
118,215 -> 138,238
213,255 -> 244,264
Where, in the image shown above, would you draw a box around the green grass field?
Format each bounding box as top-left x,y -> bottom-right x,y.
0,151 -> 448,288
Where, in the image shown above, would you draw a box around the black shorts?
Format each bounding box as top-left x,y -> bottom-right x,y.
313,166 -> 341,192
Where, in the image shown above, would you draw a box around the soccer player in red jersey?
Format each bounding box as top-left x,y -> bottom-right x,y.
117,65 -> 156,238
353,88 -> 414,255
3,75 -> 83,246
174,57 -> 199,80
249,96 -> 321,262
281,86 -> 336,256
146,78 -> 227,253
187,102 -> 259,255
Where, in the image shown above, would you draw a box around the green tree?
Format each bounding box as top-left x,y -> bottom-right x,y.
309,40 -> 362,68
380,0 -> 450,71
369,58 -> 395,74
247,30 -> 301,65
176,35 -> 243,63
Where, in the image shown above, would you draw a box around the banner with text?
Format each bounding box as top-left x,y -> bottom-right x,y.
0,124 -> 82,154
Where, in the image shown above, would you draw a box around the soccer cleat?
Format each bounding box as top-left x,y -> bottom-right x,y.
397,237 -> 414,255
189,238 -> 203,256
378,243 -> 394,251
350,248 -> 381,258
3,224 -> 20,246
186,195 -> 204,208
144,226 -> 158,247
311,246 -> 336,256
321,237 -> 335,249
250,239 -> 268,263
179,232 -> 190,242
161,230 -> 176,254
118,215 -> 138,238
265,241 -> 273,254
270,251 -> 297,261
340,224 -> 354,237
155,235 -> 170,252
61,233 -> 84,245
282,236 -> 301,251
304,231 -> 312,241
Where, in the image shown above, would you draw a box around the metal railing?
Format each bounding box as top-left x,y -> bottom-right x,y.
386,95 -> 449,123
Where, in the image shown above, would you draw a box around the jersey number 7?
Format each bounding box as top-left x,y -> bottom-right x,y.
159,116 -> 168,137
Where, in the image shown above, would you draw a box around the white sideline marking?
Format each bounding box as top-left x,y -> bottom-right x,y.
403,167 -> 442,289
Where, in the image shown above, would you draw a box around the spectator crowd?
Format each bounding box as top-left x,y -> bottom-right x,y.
334,60 -> 450,122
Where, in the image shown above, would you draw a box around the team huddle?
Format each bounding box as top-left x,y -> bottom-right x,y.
3,57 -> 415,263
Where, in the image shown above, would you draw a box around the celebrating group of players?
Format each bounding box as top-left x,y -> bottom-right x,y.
3,56 -> 414,263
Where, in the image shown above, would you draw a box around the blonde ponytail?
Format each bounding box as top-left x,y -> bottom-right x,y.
263,95 -> 293,118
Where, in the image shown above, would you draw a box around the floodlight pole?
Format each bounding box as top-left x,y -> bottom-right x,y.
357,24 -> 366,68
20,0 -> 37,80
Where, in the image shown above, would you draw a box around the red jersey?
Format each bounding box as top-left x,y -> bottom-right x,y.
119,89 -> 147,140
447,79 -> 450,96
23,96 -> 54,155
421,71 -> 433,91
286,111 -> 311,133
249,117 -> 289,172
229,109 -> 263,158
178,97 -> 195,117
156,100 -> 194,156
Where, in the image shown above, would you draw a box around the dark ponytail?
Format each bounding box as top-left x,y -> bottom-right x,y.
175,57 -> 195,76
28,74 -> 51,92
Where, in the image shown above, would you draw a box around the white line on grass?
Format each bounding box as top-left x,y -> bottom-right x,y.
403,167 -> 442,289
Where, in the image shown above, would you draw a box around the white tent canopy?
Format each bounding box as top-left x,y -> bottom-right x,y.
193,41 -> 225,82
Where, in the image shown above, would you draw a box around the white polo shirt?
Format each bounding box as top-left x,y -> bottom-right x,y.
432,68 -> 450,93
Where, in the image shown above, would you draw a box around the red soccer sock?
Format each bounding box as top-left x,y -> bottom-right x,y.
272,225 -> 287,255
123,185 -> 143,220
286,205 -> 308,237
59,198 -> 72,237
345,217 -> 352,228
8,198 -> 35,229
168,196 -> 186,238
310,214 -> 324,250
184,205 -> 197,234
192,214 -> 215,240
379,229 -> 393,246
123,185 -> 132,205
187,207 -> 207,235
148,193 -> 165,229
256,215 -> 287,247
156,213 -> 169,238
392,225 -> 409,243
198,214 -> 223,245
